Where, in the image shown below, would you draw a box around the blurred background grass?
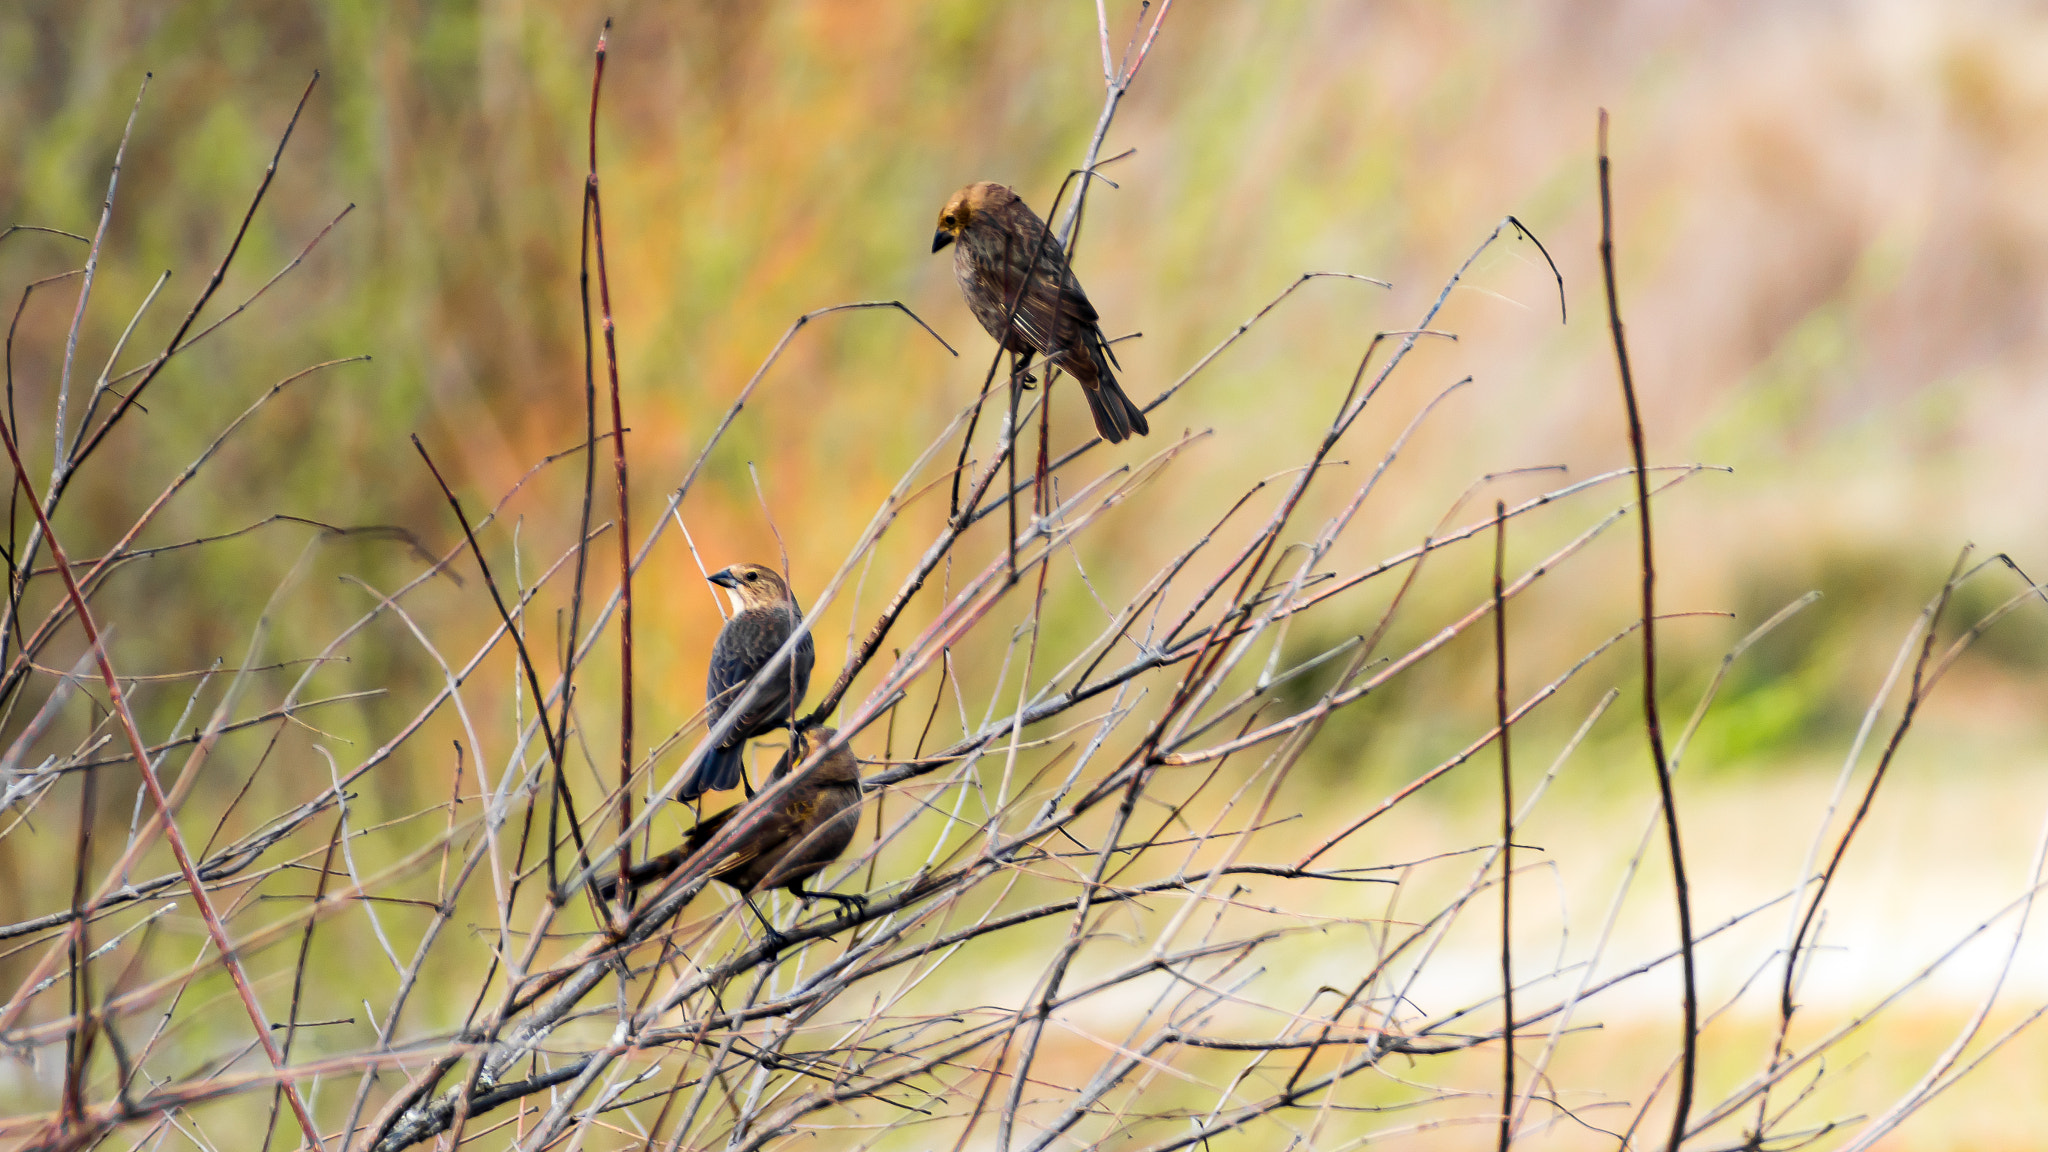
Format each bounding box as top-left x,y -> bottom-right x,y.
4,1 -> 2048,1147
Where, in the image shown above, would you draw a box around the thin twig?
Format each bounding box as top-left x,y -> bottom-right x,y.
1599,108 -> 1697,1151
1493,500 -> 1513,1152
586,18 -> 638,915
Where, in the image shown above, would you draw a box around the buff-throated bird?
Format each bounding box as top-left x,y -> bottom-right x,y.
932,181 -> 1150,443
686,563 -> 814,801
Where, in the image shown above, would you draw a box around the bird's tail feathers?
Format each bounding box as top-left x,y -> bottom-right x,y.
597,847 -> 689,902
1073,328 -> 1148,444
1072,336 -> 1150,443
597,801 -> 741,902
683,741 -> 747,801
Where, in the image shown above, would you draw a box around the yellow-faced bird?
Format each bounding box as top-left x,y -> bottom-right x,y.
686,562 -> 814,801
932,181 -> 1150,443
601,726 -> 866,937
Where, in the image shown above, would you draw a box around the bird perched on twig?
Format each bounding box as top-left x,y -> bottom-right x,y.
601,726 -> 866,944
932,181 -> 1150,444
685,562 -> 814,801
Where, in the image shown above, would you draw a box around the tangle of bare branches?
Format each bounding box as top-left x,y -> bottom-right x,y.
2,13 -> 2045,1152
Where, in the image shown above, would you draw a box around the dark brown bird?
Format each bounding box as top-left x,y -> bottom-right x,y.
932,181 -> 1150,443
686,562 -> 814,802
600,726 -> 866,936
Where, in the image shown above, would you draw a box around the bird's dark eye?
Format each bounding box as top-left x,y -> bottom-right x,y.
942,214 -> 955,228
744,572 -> 758,582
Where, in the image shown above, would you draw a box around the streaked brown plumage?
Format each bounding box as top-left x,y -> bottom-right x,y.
687,563 -> 815,802
599,727 -> 865,925
932,181 -> 1150,443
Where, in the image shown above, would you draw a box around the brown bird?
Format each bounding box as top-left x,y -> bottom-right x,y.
601,726 -> 866,940
686,563 -> 815,802
932,181 -> 1150,443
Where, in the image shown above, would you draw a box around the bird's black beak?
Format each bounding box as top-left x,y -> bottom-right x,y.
931,229 -> 954,253
708,568 -> 740,589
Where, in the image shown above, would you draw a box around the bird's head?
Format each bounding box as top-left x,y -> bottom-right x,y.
708,563 -> 795,613
932,181 -> 1010,253
788,725 -> 860,787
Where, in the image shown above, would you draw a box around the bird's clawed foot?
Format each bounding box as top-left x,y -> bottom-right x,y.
757,924 -> 792,957
742,894 -> 792,956
798,886 -> 868,917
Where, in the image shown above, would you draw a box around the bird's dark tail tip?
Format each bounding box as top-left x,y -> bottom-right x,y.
682,742 -> 747,801
1120,387 -> 1151,438
1083,380 -> 1150,443
598,847 -> 687,902
1080,332 -> 1149,443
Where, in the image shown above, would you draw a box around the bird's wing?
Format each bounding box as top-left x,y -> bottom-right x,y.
756,793 -> 854,889
706,608 -> 805,736
970,259 -> 1031,340
714,792 -> 822,885
695,802 -> 769,881
794,628 -> 815,687
708,846 -> 765,880
779,792 -> 822,828
1012,257 -> 1101,365
1053,260 -> 1100,324
683,804 -> 741,852
705,627 -> 751,711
